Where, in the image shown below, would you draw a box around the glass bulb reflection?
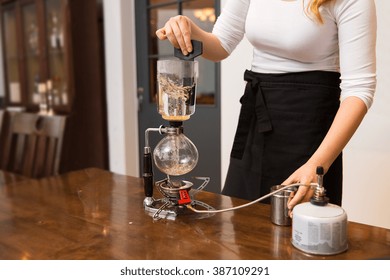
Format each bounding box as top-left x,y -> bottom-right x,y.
153,133 -> 198,176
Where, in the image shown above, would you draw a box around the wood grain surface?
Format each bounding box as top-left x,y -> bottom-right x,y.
0,168 -> 389,260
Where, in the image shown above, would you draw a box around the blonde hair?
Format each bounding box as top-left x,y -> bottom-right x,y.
308,0 -> 333,24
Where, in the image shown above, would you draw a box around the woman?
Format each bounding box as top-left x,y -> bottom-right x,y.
156,0 -> 377,212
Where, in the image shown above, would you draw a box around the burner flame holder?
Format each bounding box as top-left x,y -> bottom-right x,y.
143,177 -> 210,220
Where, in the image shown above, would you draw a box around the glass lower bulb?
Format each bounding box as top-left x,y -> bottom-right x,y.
153,133 -> 198,176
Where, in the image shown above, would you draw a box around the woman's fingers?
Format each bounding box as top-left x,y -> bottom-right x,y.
168,16 -> 192,54
156,28 -> 167,40
287,184 -> 314,217
157,16 -> 193,55
282,163 -> 319,217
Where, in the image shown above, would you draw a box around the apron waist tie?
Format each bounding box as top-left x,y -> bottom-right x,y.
231,70 -> 273,159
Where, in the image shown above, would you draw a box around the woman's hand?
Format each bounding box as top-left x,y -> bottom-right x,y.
156,15 -> 194,55
282,162 -> 319,217
155,15 -> 229,62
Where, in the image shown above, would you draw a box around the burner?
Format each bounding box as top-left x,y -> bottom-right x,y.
157,178 -> 193,204
143,177 -> 213,220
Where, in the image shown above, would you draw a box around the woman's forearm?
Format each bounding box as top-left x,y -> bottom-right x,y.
308,96 -> 368,173
285,96 -> 368,210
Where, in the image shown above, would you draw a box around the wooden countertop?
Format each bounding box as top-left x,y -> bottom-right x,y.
0,168 -> 389,260
0,170 -> 28,187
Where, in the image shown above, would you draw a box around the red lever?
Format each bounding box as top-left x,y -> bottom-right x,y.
178,190 -> 191,205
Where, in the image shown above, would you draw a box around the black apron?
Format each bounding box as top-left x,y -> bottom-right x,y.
223,70 -> 343,205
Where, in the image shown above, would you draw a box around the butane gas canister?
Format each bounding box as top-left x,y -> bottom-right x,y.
291,167 -> 348,255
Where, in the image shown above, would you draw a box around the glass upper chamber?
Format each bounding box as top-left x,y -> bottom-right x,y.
157,59 -> 199,121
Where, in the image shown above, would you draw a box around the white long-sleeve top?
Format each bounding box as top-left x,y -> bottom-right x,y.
212,0 -> 377,109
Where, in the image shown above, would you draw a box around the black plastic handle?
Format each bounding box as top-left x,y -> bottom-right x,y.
143,152 -> 153,197
174,40 -> 203,61
316,166 -> 324,175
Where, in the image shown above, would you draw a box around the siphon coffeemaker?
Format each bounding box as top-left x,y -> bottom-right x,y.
142,41 -> 214,220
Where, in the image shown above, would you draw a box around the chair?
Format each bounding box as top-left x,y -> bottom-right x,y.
0,110 -> 4,133
0,109 -> 7,157
0,112 -> 66,178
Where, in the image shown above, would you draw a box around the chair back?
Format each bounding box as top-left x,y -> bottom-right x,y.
0,112 -> 66,178
0,110 -> 4,134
